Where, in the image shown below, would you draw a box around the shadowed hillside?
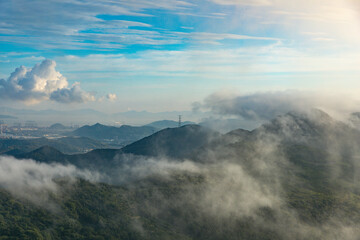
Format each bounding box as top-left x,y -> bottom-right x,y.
0,137 -> 106,155
122,124 -> 220,159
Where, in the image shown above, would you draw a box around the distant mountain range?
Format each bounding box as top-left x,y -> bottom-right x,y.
0,114 -> 17,119
6,124 -> 219,171
5,109 -> 359,165
49,123 -> 68,129
69,121 -> 198,147
9,109 -> 352,167
145,120 -> 195,129
0,120 -> 215,155
70,123 -> 157,146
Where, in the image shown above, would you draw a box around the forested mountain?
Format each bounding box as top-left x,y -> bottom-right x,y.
1,110 -> 360,239
122,124 -> 220,159
0,136 -> 106,155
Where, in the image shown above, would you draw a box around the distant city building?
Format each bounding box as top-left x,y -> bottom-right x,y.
25,121 -> 37,128
0,121 -> 7,136
13,122 -> 22,128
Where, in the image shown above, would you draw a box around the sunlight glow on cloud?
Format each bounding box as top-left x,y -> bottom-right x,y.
213,0 -> 360,44
196,90 -> 360,121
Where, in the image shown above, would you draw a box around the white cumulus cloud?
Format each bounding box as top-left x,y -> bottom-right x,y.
106,93 -> 117,101
0,59 -> 96,104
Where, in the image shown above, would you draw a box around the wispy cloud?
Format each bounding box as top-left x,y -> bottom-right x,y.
0,0 -> 283,51
53,44 -> 360,81
210,0 -> 360,44
0,0 -> 196,50
189,32 -> 280,42
212,0 -> 272,6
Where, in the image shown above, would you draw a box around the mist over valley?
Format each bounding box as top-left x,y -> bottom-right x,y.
2,0 -> 360,238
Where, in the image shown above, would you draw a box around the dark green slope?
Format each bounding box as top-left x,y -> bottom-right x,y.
0,180 -> 192,240
0,136 -> 106,155
14,146 -> 123,171
122,124 -> 220,159
16,146 -> 68,164
2,167 -> 359,240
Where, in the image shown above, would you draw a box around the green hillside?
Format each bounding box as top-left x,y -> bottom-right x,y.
1,110 -> 360,239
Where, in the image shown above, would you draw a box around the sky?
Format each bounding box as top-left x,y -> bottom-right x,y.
1,0 -> 360,114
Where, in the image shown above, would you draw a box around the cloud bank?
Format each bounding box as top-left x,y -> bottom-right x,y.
0,59 -> 95,103
196,90 -> 360,121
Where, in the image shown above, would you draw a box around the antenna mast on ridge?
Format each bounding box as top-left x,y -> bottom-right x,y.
178,115 -> 182,127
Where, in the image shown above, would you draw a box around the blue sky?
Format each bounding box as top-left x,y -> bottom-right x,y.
1,0 -> 360,113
